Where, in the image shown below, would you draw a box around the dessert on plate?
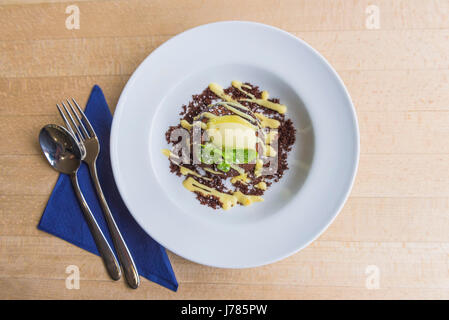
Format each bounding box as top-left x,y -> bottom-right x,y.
163,81 -> 296,210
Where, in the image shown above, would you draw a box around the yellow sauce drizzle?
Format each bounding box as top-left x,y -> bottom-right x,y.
255,113 -> 280,129
242,98 -> 287,114
161,148 -> 180,161
233,191 -> 264,206
194,112 -> 217,121
265,131 -> 278,144
231,80 -> 255,99
181,119 -> 207,130
219,101 -> 249,110
204,167 -> 223,175
255,181 -> 267,190
183,177 -> 237,210
162,149 -> 211,180
223,100 -> 250,111
215,102 -> 256,123
209,83 -> 234,102
261,91 -> 269,100
256,136 -> 268,153
180,166 -> 211,180
256,136 -> 276,158
254,159 -> 263,177
183,177 -> 264,209
264,145 -> 277,157
161,148 -> 171,158
207,115 -> 257,131
230,164 -> 245,175
230,173 -> 250,185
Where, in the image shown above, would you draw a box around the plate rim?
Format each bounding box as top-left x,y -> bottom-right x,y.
110,20 -> 360,268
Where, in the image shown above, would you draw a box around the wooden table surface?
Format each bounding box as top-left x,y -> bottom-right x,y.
1,0 -> 449,300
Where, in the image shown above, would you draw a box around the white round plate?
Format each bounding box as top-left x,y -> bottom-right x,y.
110,21 -> 359,268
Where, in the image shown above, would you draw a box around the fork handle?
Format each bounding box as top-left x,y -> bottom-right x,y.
70,173 -> 121,281
88,163 -> 140,289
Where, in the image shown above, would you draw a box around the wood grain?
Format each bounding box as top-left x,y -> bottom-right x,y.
2,30 -> 449,79
1,0 -> 449,300
1,0 -> 449,42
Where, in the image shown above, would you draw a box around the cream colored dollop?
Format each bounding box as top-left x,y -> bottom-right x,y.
206,115 -> 258,151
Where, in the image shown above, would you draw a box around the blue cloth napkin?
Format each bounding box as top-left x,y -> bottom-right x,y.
38,85 -> 178,291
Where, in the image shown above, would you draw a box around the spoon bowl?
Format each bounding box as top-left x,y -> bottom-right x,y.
39,124 -> 82,174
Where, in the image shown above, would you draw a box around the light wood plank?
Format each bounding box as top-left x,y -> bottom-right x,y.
1,30 -> 449,79
0,0 -> 92,4
0,35 -> 169,78
0,155 -> 57,195
2,277 -> 449,299
340,69 -> 449,111
0,195 -> 47,236
0,75 -> 129,115
0,115 -> 60,155
322,197 -> 449,242
296,29 -> 449,71
2,236 -> 449,288
1,236 -> 449,299
1,0 -> 449,41
352,154 -> 449,198
359,111 -> 449,154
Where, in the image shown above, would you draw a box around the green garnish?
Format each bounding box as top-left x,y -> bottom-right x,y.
199,143 -> 258,172
216,162 -> 231,172
223,148 -> 258,164
200,143 -> 222,164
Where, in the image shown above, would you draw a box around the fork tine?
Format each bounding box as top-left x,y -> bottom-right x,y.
72,98 -> 96,138
56,103 -> 79,142
66,99 -> 90,138
61,101 -> 85,141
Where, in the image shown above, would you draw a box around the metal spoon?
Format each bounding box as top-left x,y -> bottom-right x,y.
39,124 -> 121,281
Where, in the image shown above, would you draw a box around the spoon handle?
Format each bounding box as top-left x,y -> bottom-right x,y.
70,172 -> 121,281
88,162 -> 140,289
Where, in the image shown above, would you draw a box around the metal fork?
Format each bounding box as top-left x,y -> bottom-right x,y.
57,98 -> 140,289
